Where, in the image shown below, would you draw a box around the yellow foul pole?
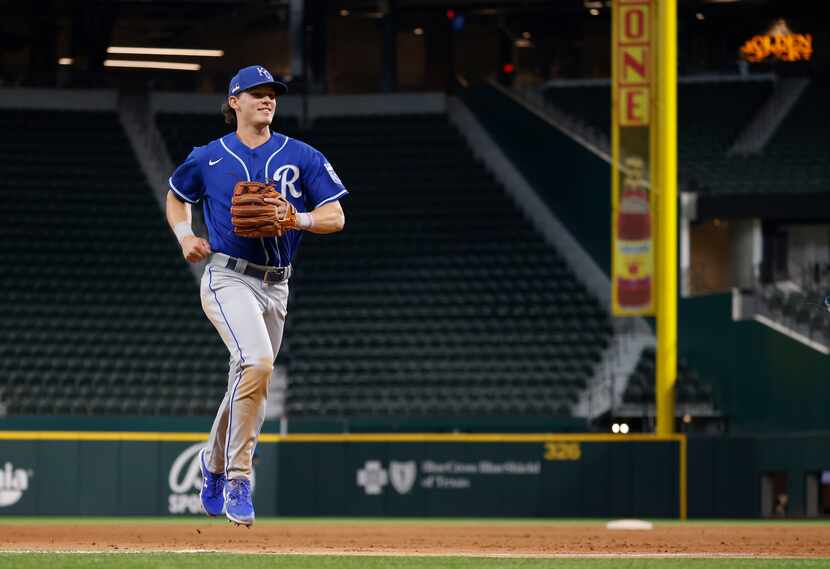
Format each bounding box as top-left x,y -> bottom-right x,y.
655,0 -> 678,436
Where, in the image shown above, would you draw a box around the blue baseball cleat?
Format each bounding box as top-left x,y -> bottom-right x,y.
224,478 -> 254,526
199,448 -> 226,517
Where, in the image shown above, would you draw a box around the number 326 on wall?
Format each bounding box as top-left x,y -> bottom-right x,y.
543,442 -> 582,461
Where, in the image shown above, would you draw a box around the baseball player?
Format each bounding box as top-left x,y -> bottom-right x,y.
165,64 -> 347,526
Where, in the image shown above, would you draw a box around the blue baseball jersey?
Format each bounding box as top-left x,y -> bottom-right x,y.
169,132 -> 348,267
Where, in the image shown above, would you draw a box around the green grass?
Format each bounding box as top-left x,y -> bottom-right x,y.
0,555 -> 829,569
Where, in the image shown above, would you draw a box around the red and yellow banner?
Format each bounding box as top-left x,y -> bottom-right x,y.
612,0 -> 655,316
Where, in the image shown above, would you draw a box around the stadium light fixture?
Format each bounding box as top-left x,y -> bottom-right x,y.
696,12 -> 705,20
589,8 -> 600,16
620,423 -> 630,434
58,57 -> 73,65
106,47 -> 223,57
611,423 -> 620,434
414,27 -> 424,35
104,60 -> 201,71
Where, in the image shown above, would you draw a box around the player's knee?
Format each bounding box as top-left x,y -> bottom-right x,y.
246,356 -> 274,379
238,357 -> 273,398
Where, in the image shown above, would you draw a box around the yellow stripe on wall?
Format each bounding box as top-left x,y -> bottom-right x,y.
0,431 -> 209,442
0,430 -> 684,444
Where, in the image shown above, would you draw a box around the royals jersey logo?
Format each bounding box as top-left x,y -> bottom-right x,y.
272,164 -> 301,198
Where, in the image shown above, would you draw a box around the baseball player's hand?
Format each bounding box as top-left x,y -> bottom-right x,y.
263,196 -> 289,219
263,196 -> 293,236
230,181 -> 297,238
181,235 -> 212,262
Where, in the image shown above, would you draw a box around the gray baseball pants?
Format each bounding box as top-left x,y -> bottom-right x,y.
199,254 -> 289,481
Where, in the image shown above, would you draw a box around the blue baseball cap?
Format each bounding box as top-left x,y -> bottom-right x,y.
228,65 -> 288,97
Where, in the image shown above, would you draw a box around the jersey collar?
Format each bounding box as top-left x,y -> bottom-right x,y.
223,131 -> 284,155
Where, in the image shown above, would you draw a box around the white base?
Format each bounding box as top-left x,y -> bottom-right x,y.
606,519 -> 654,530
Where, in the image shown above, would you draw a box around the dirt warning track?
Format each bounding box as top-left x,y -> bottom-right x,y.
1,521 -> 829,557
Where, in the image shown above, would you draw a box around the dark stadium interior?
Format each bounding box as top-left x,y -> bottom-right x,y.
2,0 -> 827,91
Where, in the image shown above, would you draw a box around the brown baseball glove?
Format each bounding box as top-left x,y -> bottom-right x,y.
230,181 -> 297,238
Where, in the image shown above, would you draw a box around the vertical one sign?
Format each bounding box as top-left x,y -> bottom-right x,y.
612,0 -> 655,316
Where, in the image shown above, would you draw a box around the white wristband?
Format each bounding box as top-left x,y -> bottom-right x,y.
173,221 -> 194,244
296,212 -> 314,230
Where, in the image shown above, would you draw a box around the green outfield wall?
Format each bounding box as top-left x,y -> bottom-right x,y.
2,431 -> 828,518
687,433 -> 830,518
0,433 -> 681,518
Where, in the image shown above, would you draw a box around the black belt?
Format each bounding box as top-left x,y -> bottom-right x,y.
224,256 -> 290,283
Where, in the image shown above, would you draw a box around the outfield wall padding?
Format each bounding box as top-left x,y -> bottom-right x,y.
0,435 -> 679,518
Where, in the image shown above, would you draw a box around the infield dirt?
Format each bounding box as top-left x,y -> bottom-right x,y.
1,522 -> 829,557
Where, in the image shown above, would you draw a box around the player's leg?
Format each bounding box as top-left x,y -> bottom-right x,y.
256,280 -> 289,437
196,356 -> 234,517
200,265 -> 275,480
202,355 -> 236,473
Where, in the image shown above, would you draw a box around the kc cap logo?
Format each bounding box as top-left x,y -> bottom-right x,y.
229,65 -> 288,97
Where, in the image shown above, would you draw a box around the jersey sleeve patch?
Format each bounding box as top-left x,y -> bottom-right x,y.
302,148 -> 349,210
324,161 -> 343,186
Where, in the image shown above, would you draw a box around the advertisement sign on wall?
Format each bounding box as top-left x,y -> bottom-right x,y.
612,0 -> 656,316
